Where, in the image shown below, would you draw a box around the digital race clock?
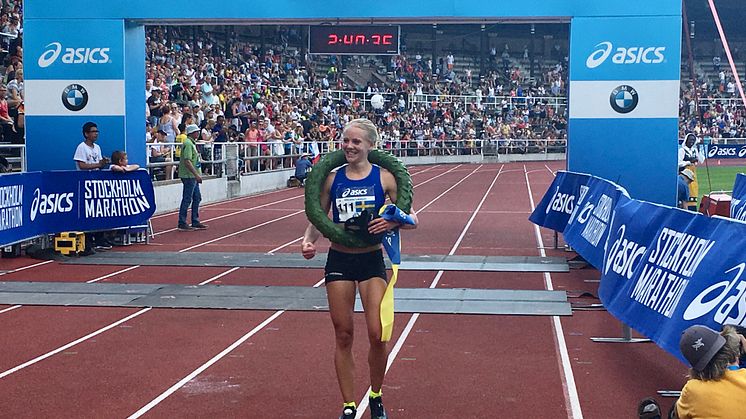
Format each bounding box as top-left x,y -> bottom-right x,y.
308,25 -> 400,55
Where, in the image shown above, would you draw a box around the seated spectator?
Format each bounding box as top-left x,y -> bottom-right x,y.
674,325 -> 746,418
678,169 -> 695,209
109,150 -> 140,172
149,129 -> 173,180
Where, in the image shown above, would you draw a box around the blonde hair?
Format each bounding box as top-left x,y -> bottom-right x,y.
343,118 -> 379,146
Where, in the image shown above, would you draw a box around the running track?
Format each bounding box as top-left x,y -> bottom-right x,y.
0,162 -> 686,418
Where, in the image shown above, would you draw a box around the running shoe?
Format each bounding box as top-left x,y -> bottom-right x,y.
191,222 -> 209,230
339,406 -> 356,419
369,396 -> 388,419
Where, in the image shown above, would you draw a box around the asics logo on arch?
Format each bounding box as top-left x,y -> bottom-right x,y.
585,41 -> 665,69
38,42 -> 111,68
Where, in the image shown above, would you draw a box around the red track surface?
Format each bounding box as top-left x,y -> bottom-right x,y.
0,162 -> 687,418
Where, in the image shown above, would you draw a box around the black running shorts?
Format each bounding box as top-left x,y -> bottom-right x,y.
324,248 -> 388,283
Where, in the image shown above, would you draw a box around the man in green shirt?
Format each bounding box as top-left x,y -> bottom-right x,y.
177,124 -> 208,231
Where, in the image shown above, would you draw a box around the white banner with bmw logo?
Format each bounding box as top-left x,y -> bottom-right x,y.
569,80 -> 679,119
25,79 -> 125,116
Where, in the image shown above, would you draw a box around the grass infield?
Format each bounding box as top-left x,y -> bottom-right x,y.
696,163 -> 746,199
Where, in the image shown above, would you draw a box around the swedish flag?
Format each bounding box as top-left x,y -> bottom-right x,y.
378,204 -> 416,342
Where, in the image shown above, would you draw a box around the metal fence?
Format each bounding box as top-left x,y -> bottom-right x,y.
144,138 -> 567,182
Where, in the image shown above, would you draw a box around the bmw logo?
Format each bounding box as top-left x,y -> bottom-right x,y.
609,85 -> 638,114
61,84 -> 89,112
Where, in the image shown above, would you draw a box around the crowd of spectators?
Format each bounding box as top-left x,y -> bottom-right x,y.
679,69 -> 746,141
142,25 -> 569,177
0,0 -> 23,146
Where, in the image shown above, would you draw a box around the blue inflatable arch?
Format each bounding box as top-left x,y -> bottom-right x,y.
24,0 -> 682,205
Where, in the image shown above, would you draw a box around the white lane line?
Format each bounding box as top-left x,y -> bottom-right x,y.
524,164 -> 583,419
178,210 -> 306,253
86,265 -> 141,284
545,164 -> 557,176
128,273 -> 325,418
267,237 -> 303,254
0,308 -> 152,380
150,187 -> 303,220
126,310 -> 285,419
154,195 -> 303,236
415,165 -> 482,214
0,305 -> 22,314
198,267 -> 240,285
411,164 -> 462,189
0,260 -> 54,276
356,165 -> 504,416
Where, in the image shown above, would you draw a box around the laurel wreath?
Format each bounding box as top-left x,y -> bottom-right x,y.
304,149 -> 413,248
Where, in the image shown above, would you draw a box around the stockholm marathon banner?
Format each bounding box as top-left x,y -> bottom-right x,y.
528,171 -> 629,269
0,169 -> 156,246
531,171 -> 746,365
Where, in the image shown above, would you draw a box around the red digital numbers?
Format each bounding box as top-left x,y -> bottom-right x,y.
371,34 -> 394,45
318,28 -> 397,52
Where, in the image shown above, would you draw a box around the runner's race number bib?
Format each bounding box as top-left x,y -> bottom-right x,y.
336,186 -> 376,222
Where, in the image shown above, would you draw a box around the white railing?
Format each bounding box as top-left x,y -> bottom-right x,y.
697,97 -> 746,109
280,86 -> 567,114
707,137 -> 746,145
146,138 -> 566,182
408,94 -> 567,113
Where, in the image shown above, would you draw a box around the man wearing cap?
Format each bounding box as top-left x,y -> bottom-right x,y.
678,169 -> 695,209
675,325 -> 746,418
177,124 -> 208,231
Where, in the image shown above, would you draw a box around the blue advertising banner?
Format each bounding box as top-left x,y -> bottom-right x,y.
0,170 -> 156,246
528,171 -> 592,232
563,176 -> 629,269
731,173 -> 746,221
570,16 -> 682,82
599,199 -> 746,364
531,170 -> 746,364
706,144 -> 746,159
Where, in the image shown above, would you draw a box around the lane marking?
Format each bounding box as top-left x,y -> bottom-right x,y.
415,165 -> 482,213
267,237 -> 303,254
545,164 -> 557,176
198,267 -> 240,285
154,195 -> 303,236
150,187 -> 303,219
356,165 -> 504,416
0,305 -> 22,314
524,164 -> 583,419
126,310 -> 285,419
178,210 -> 305,253
86,265 -> 141,284
0,260 -> 54,276
0,308 -> 152,380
